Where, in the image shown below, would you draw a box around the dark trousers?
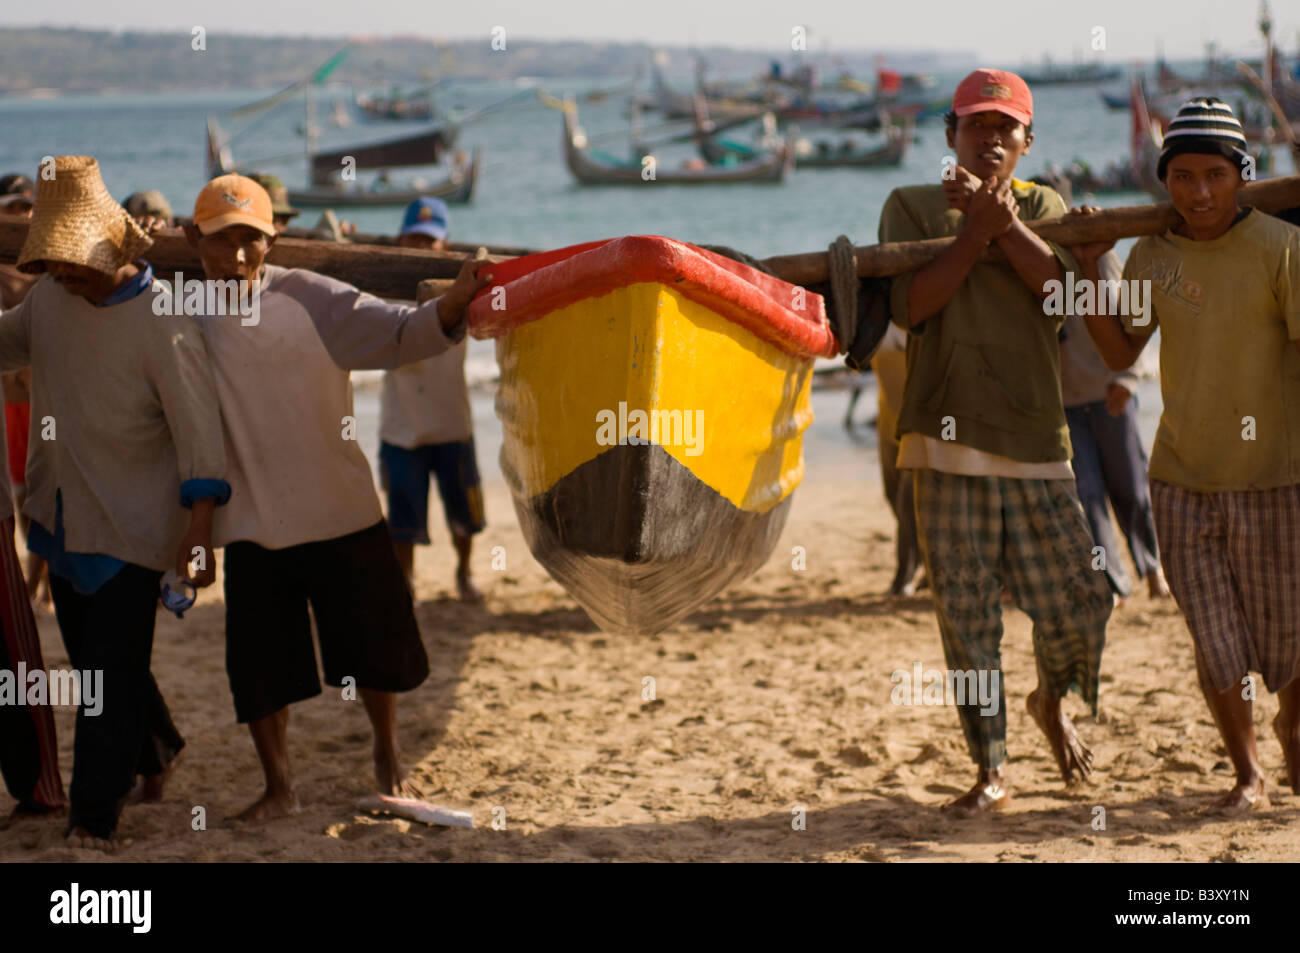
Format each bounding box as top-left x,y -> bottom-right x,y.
1066,398 -> 1162,597
50,564 -> 183,838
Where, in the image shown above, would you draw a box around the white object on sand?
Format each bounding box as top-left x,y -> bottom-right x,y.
356,795 -> 475,829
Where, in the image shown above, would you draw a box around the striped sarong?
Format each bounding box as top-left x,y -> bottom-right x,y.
0,517 -> 65,810
1151,479 -> 1300,694
913,470 -> 1113,770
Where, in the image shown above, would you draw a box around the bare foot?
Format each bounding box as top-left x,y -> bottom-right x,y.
1027,689 -> 1093,785
231,789 -> 301,823
1,802 -> 61,831
129,749 -> 183,804
1206,778 -> 1269,816
374,747 -> 423,798
1147,568 -> 1171,599
1273,711 -> 1300,793
942,779 -> 1011,818
65,826 -> 118,853
456,570 -> 483,604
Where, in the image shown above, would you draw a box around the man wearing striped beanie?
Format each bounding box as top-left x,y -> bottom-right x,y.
1079,96 -> 1300,813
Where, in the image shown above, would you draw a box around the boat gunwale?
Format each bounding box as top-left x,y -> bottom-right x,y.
468,235 -> 838,359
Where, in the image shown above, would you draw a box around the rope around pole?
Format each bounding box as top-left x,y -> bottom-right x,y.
827,234 -> 858,354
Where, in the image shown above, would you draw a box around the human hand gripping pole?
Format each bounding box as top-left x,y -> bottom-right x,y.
436,258 -> 493,330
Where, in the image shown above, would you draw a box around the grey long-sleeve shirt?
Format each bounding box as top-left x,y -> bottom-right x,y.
0,274 -> 227,571
195,264 -> 466,549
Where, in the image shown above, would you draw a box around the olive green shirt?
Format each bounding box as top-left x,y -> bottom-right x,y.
879,181 -> 1078,463
1121,209 -> 1300,491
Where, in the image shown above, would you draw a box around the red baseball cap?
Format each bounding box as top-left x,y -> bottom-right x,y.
952,68 -> 1033,126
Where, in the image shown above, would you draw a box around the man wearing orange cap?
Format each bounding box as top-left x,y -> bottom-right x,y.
184,174 -> 489,821
878,70 -> 1113,816
0,156 -> 230,851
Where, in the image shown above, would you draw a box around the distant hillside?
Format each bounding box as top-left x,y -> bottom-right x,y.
0,26 -> 973,93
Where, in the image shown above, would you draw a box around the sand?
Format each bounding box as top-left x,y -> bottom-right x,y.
2,474 -> 1297,863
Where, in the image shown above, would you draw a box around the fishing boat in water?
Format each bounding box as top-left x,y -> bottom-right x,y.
563,101 -> 793,185
289,146 -> 479,207
699,115 -> 911,169
469,235 -> 836,635
1019,59 -> 1122,85
206,49 -> 476,207
355,84 -> 439,122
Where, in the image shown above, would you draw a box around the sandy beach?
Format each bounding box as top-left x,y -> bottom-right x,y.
3,444 -> 1297,862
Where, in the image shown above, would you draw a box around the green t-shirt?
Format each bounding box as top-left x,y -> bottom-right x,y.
1122,209 -> 1300,491
878,181 -> 1078,463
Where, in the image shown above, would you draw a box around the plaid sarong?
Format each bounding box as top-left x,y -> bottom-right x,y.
913,470 -> 1113,770
1151,479 -> 1300,694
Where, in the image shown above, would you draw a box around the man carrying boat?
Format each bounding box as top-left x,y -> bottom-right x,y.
183,174 -> 489,820
0,156 -> 229,851
1078,98 -> 1300,813
380,197 -> 486,602
878,69 -> 1113,816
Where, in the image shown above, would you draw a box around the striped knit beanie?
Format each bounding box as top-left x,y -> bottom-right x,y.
1157,97 -> 1249,180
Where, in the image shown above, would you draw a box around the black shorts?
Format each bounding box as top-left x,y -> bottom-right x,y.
224,520 -> 429,724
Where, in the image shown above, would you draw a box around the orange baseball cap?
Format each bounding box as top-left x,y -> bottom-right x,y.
952,68 -> 1033,126
192,174 -> 276,236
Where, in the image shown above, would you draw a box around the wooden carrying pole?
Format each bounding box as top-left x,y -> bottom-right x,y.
3,175 -> 1300,301
0,225 -> 510,302
760,174 -> 1300,285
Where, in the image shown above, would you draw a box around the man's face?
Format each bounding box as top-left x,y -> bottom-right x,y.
0,198 -> 33,219
947,110 -> 1032,181
397,231 -> 447,251
45,260 -> 116,300
189,223 -> 274,283
1164,153 -> 1241,237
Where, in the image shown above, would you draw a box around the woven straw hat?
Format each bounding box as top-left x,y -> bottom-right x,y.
17,156 -> 152,275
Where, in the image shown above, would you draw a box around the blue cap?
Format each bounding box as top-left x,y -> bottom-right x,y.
400,196 -> 449,240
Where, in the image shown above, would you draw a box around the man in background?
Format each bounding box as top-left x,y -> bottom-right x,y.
1059,249 -> 1170,602
380,197 -> 486,602
246,173 -> 300,234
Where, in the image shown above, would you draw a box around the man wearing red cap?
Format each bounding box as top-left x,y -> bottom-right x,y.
878,69 -> 1113,816
184,174 -> 489,821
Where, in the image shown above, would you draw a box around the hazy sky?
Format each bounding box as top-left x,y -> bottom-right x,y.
8,0 -> 1294,63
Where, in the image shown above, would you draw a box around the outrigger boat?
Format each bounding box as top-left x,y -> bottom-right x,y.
206,49 -> 477,207
563,100 -> 793,185
288,147 -> 479,207
468,235 -> 836,635
792,119 -> 910,168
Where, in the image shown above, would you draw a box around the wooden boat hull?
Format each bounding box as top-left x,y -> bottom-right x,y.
794,120 -> 910,168
564,103 -> 792,185
470,236 -> 836,635
289,150 -> 478,207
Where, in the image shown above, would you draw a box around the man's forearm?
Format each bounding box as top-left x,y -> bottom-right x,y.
906,230 -> 988,327
1076,256 -> 1146,370
187,498 -> 215,533
996,219 -> 1063,299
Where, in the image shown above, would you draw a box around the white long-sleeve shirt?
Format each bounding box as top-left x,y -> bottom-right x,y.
195,265 -> 466,549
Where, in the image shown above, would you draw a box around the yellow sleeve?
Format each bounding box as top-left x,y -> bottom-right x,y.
1279,228 -> 1300,342
1120,242 -> 1158,336
1029,185 -> 1081,282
